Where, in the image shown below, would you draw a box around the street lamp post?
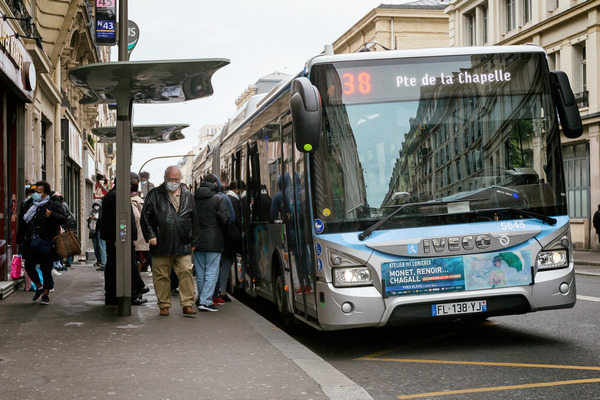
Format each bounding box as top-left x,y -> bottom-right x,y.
137,154 -> 191,178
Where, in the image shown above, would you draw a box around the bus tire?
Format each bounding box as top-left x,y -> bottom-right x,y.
275,274 -> 296,332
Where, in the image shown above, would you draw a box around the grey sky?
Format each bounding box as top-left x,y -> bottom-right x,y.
118,0 -> 412,184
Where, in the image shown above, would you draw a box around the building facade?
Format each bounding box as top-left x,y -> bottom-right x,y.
0,0 -> 112,282
332,1 -> 450,54
445,0 -> 600,250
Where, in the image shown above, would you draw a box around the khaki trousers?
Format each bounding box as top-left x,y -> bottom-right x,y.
152,254 -> 195,309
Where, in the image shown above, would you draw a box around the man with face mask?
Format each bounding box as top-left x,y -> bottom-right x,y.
141,166 -> 199,316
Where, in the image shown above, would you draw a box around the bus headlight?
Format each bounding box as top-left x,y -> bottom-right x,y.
537,250 -> 568,270
333,267 -> 372,287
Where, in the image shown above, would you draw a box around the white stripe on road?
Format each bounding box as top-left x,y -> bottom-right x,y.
577,295 -> 600,302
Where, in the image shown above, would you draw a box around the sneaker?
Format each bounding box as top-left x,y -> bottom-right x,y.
40,295 -> 50,305
198,304 -> 218,312
52,269 -> 62,276
212,296 -> 225,305
220,294 -> 232,302
96,267 -> 105,271
32,287 -> 44,301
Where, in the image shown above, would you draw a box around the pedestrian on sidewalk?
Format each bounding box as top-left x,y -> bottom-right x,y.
52,192 -> 77,268
130,178 -> 151,274
97,173 -> 150,306
16,181 -> 67,305
87,200 -> 107,270
593,204 -> 600,243
139,171 -> 155,199
141,166 -> 198,316
193,174 -> 230,312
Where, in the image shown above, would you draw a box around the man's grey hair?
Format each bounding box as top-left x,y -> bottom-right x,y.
164,165 -> 182,179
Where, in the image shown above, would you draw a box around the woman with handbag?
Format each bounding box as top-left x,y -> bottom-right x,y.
16,181 -> 67,305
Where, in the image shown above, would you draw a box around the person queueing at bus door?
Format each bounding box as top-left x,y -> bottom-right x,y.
193,174 -> 230,312
141,166 -> 198,316
97,173 -> 150,306
210,176 -> 235,306
87,200 -> 107,271
16,181 -> 67,305
213,181 -> 242,304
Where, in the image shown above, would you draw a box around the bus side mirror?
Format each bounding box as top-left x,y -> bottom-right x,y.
551,71 -> 583,139
290,77 -> 322,153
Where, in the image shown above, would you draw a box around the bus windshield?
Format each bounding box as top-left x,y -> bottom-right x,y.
309,52 -> 566,234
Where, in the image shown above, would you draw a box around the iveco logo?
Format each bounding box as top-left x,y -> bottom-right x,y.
422,234 -> 491,253
499,235 -> 510,247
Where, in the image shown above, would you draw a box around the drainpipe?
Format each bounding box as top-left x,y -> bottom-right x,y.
390,18 -> 394,50
54,61 -> 62,191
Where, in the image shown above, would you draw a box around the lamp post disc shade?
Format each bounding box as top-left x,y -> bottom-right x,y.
92,124 -> 189,143
68,59 -> 230,105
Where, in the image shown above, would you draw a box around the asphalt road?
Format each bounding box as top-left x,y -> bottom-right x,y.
240,271 -> 600,400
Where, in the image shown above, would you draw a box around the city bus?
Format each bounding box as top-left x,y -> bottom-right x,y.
193,45 -> 582,330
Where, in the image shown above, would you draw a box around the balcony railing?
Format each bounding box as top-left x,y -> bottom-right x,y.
574,91 -> 589,108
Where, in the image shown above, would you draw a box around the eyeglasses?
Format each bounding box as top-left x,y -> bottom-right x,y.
165,178 -> 181,183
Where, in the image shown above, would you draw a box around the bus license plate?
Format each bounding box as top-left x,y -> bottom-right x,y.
432,300 -> 487,316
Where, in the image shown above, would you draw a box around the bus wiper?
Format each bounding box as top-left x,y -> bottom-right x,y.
358,200 -> 446,241
490,207 -> 557,226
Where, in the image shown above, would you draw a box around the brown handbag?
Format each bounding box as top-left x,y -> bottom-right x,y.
53,229 -> 81,259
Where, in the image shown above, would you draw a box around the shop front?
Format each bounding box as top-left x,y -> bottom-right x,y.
0,18 -> 36,281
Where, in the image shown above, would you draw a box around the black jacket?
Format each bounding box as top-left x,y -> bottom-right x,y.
97,187 -> 137,244
141,183 -> 198,256
17,196 -> 67,259
193,182 -> 229,252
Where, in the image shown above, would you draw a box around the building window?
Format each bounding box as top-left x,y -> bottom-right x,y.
581,45 -> 587,92
547,0 -> 559,11
482,5 -> 488,43
506,0 -> 516,32
547,51 -> 560,70
41,121 -> 47,181
522,0 -> 532,23
465,12 -> 476,46
563,143 -> 590,219
573,44 -> 587,93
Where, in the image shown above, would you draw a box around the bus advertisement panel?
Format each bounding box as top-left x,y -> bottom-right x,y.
383,250 -> 533,296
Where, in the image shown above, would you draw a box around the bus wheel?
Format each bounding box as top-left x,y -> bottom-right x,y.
275,275 -> 296,332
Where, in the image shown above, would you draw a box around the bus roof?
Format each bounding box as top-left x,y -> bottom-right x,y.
305,45 -> 546,69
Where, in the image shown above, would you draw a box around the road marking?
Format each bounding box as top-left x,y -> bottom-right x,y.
357,357 -> 600,371
396,378 -> 600,399
577,295 -> 600,302
355,321 -> 498,361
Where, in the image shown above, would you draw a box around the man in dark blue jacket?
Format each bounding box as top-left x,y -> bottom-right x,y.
193,174 -> 229,312
141,166 -> 198,316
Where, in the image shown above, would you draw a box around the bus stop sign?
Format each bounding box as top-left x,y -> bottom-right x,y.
127,20 -> 139,56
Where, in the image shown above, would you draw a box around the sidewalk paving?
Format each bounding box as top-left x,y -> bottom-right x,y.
574,250 -> 600,276
0,262 -> 371,400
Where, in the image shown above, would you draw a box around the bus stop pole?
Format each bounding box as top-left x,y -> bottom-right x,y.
116,0 -> 132,316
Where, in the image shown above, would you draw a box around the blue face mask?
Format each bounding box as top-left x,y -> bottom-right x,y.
31,192 -> 42,202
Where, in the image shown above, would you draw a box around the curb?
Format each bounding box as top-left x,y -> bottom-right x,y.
232,300 -> 374,400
